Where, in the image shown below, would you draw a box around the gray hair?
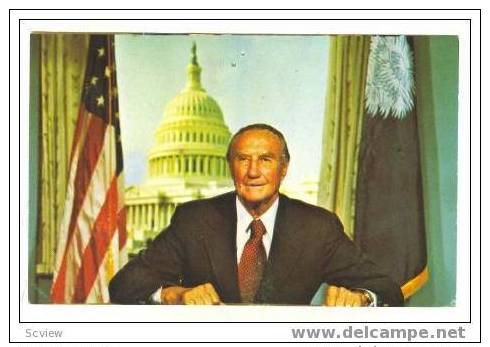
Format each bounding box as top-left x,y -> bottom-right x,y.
226,123 -> 290,163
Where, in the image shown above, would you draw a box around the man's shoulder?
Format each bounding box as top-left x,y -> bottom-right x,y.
279,194 -> 340,223
175,191 -> 235,214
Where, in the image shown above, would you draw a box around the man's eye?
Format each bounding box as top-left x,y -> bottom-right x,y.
260,157 -> 273,163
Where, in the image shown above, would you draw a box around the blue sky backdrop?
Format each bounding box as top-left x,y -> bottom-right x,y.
115,34 -> 329,186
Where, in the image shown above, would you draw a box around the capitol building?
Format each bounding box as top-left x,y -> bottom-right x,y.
125,43 -> 318,255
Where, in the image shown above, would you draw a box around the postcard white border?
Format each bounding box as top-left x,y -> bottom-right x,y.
9,9 -> 481,344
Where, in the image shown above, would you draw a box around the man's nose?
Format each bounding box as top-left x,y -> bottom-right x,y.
246,159 -> 261,178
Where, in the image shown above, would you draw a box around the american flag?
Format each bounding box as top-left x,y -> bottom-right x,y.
51,35 -> 127,303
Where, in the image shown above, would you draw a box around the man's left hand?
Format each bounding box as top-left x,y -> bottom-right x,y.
324,285 -> 370,307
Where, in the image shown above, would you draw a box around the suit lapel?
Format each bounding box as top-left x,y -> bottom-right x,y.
200,192 -> 241,302
256,194 -> 306,302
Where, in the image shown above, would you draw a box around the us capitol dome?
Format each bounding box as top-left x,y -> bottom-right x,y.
125,43 -> 234,254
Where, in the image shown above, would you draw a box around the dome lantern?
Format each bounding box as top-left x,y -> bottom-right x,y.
161,42 -> 226,123
185,42 -> 204,92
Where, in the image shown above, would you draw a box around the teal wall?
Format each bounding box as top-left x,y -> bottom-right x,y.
29,34 -> 41,303
408,36 -> 459,306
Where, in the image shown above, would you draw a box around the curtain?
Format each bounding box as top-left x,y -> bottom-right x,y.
36,34 -> 89,274
317,35 -> 371,238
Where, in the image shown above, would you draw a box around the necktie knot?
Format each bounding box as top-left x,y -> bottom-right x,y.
250,219 -> 266,240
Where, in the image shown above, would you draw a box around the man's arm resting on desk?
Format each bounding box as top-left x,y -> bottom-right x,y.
153,283 -> 221,305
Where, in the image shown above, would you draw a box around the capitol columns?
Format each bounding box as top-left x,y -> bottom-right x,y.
221,157 -> 226,177
154,203 -> 160,232
163,157 -> 168,175
148,204 -> 154,232
127,205 -> 133,230
143,204 -> 148,230
180,155 -> 185,175
134,205 -> 140,231
190,155 -> 195,174
204,156 -> 209,176
159,204 -> 165,229
196,155 -> 201,175
140,205 -> 144,230
210,156 -> 215,177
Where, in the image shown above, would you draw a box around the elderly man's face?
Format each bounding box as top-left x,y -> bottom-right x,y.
229,129 -> 288,216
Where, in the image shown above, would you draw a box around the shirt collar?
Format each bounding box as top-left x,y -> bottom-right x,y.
235,195 -> 280,237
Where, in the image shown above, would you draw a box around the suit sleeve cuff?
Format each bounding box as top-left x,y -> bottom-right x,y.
151,288 -> 163,304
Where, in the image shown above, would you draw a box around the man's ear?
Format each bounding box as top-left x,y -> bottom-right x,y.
227,161 -> 235,180
280,160 -> 289,180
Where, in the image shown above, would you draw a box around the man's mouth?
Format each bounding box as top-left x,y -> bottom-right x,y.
245,183 -> 265,187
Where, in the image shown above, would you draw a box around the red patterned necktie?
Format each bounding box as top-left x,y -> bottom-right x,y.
238,219 -> 267,303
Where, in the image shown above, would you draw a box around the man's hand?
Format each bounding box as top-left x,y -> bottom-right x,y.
324,285 -> 371,307
161,283 -> 221,305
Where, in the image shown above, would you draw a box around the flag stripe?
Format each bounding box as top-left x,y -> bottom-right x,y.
73,175 -> 119,302
66,113 -> 108,249
85,225 -> 123,303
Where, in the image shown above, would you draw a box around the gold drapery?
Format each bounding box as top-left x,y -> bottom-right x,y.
317,36 -> 370,238
36,34 -> 89,274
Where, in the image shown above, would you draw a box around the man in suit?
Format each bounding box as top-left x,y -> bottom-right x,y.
109,124 -> 404,306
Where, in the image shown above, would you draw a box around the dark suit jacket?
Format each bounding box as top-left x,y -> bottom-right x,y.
109,192 -> 403,305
